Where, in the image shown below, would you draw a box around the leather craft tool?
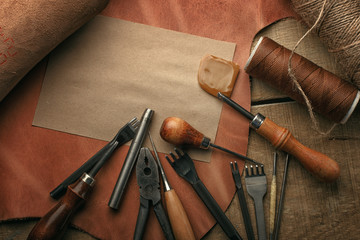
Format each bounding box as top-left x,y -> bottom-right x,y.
245,165 -> 267,240
149,133 -> 196,240
230,161 -> 255,240
134,147 -> 175,240
269,152 -> 277,240
166,148 -> 242,240
274,154 -> 290,240
217,92 -> 340,182
0,0 -> 109,102
27,118 -> 139,240
109,108 -> 154,209
160,117 -> 258,164
50,117 -> 139,199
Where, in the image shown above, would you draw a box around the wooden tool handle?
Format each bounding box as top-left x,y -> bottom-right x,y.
269,176 -> 276,237
165,189 -> 196,240
256,118 -> 340,182
27,178 -> 93,240
160,117 -> 207,148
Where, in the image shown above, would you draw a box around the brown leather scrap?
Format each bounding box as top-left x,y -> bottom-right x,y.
0,0 -> 295,239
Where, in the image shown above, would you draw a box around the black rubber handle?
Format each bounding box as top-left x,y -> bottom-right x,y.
253,198 -> 266,240
192,180 -> 242,240
153,202 -> 175,240
134,198 -> 150,240
236,187 -> 255,240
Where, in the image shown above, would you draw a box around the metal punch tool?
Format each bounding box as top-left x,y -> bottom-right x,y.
230,161 -> 255,240
166,148 -> 242,240
245,165 -> 267,240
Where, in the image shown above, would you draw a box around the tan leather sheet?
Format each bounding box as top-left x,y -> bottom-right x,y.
0,1 -> 295,239
0,0 -> 108,101
32,15 -> 237,163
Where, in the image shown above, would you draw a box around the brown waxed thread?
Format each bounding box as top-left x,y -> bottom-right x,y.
287,0 -> 328,132
245,37 -> 358,124
291,0 -> 360,88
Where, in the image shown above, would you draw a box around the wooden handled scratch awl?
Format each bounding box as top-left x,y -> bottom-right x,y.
149,133 -> 196,240
217,92 -> 340,182
160,116 -> 258,164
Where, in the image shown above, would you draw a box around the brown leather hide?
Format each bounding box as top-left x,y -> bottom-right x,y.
0,1 -> 295,239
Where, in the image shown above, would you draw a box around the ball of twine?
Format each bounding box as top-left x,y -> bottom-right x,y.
291,0 -> 360,88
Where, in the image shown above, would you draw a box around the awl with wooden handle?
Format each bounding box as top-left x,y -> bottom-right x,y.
149,132 -> 196,240
217,92 -> 340,182
160,117 -> 258,164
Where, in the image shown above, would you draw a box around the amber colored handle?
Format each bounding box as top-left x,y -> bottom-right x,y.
165,189 -> 196,240
256,118 -> 340,182
269,176 -> 276,237
160,117 -> 206,148
27,179 -> 93,240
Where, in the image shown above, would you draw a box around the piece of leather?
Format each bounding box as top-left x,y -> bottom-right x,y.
0,0 -> 109,101
0,1 -> 296,239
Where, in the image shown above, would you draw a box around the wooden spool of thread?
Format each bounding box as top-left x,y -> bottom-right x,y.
290,0 -> 360,88
244,36 -> 360,124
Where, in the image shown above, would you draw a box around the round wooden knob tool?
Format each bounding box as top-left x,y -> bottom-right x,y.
160,117 -> 210,149
160,117 -> 256,163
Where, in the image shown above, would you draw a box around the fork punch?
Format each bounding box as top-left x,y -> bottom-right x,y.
166,149 -> 242,240
230,162 -> 255,240
50,117 -> 139,199
245,165 -> 267,240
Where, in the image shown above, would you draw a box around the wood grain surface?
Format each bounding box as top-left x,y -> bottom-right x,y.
1,18 -> 360,240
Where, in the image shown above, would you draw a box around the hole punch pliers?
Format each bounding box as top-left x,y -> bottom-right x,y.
134,147 -> 175,240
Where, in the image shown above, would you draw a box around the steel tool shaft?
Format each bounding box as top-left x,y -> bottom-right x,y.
149,133 -> 171,191
274,154 -> 290,240
217,92 -> 340,182
149,133 -> 196,240
109,108 -> 154,209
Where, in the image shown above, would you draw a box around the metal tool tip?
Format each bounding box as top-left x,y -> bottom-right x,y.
245,165 -> 249,176
273,152 -> 277,175
148,131 -> 155,144
217,92 -> 225,99
130,117 -> 138,124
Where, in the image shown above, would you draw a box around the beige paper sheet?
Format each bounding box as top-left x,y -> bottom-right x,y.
33,15 -> 236,162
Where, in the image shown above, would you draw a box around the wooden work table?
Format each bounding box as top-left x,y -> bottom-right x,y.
205,19 -> 360,240
1,19 -> 359,240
